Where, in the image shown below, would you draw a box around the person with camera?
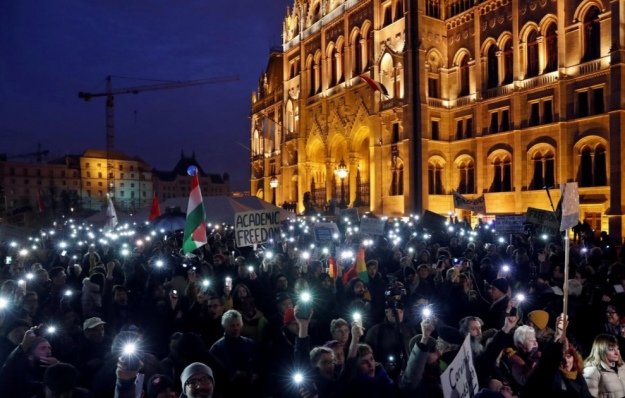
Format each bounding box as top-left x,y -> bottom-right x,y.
0,325 -> 59,397
364,300 -> 416,381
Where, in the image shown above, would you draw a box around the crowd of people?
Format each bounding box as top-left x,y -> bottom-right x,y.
0,211 -> 623,398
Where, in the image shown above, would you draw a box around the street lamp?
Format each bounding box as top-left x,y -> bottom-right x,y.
269,175 -> 279,205
335,159 -> 349,208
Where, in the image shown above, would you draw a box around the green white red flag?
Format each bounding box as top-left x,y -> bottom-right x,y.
182,173 -> 207,254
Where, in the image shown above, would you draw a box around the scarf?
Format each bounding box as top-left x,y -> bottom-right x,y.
559,368 -> 578,380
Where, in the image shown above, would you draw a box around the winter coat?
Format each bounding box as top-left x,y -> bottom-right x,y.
583,361 -> 625,398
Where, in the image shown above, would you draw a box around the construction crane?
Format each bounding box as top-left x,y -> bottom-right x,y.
78,75 -> 239,197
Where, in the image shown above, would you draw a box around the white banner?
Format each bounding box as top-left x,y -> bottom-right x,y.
234,210 -> 281,247
441,334 -> 479,398
560,182 -> 580,231
359,218 -> 386,236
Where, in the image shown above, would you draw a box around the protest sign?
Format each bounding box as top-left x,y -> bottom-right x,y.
453,191 -> 486,214
441,334 -> 479,398
421,210 -> 447,230
560,182 -> 580,231
234,209 -> 281,247
359,217 -> 386,236
339,208 -> 359,223
314,222 -> 340,243
494,215 -> 526,234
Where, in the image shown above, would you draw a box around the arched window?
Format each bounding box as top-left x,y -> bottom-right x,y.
487,45 -> 499,89
583,6 -> 601,61
428,161 -> 444,194
526,30 -> 539,78
503,40 -> 513,84
336,40 -> 345,84
490,154 -> 512,192
530,150 -> 555,189
286,101 -> 294,134
390,159 -> 404,196
457,159 -> 475,194
353,31 -> 363,75
579,144 -> 608,186
327,45 -> 336,87
459,55 -> 470,97
381,53 -> 395,98
545,24 -> 558,73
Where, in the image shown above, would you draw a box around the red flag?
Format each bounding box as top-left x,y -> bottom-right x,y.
148,194 -> 161,221
359,74 -> 389,96
37,190 -> 45,214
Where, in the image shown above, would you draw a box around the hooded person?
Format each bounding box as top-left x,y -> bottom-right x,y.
43,362 -> 89,398
485,278 -> 510,329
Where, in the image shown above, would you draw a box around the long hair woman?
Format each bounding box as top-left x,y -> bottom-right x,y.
583,334 -> 625,397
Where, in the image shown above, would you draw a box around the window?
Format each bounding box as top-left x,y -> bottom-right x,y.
428,77 -> 439,98
86,182 -> 91,187
489,112 -> 499,134
119,165 -> 123,171
394,0 -> 404,21
529,102 -> 540,126
383,3 -> 392,26
543,100 -> 553,123
131,183 -> 135,188
465,118 -> 473,138
98,182 -> 103,187
500,110 -> 510,132
428,161 -> 444,194
593,87 -> 604,114
86,172 -> 91,178
457,160 -> 475,194
526,31 -> 539,78
503,40 -> 513,84
120,191 -> 124,197
456,120 -> 463,140
392,123 -> 400,143
545,24 -> 558,73
87,190 -> 91,197
98,172 -> 102,178
530,150 -> 555,189
583,6 -> 601,62
390,159 -> 404,196
431,120 -> 440,140
459,55 -> 470,96
579,144 -> 607,187
353,32 -> 363,74
491,155 -> 512,192
487,45 -> 499,88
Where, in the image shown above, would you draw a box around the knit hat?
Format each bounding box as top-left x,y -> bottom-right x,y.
43,363 -> 78,393
490,278 -> 509,294
147,374 -> 175,398
180,362 -> 214,388
528,310 -> 549,331
283,307 -> 296,325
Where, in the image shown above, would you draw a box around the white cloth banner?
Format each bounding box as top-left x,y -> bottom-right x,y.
560,182 -> 580,231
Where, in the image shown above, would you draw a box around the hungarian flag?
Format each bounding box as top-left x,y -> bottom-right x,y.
360,74 -> 389,96
105,195 -> 118,230
148,194 -> 161,221
182,172 -> 207,254
328,256 -> 338,280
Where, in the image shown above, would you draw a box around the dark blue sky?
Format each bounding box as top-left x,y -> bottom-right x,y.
0,0 -> 289,190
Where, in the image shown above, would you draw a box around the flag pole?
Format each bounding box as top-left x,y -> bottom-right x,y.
562,230 -> 570,334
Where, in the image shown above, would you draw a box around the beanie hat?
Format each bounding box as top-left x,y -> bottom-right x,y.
180,362 -> 214,388
43,363 -> 78,393
147,374 -> 175,398
528,310 -> 549,331
490,278 -> 509,294
283,307 -> 296,325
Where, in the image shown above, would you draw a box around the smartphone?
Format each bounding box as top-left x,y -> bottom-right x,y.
225,277 -> 233,289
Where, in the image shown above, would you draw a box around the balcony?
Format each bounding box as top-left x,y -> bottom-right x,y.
518,71 -> 559,90
565,55 -> 610,78
483,83 -> 514,99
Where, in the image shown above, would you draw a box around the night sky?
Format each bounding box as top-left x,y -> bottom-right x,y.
0,0 -> 290,191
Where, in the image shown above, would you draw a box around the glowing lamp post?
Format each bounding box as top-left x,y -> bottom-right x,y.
335,159 -> 349,208
269,175 -> 279,205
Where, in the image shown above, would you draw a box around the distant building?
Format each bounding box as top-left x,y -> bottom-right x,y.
80,149 -> 153,212
251,0 -> 625,243
152,152 -> 230,203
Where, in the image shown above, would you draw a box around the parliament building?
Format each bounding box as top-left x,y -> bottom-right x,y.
250,0 -> 625,242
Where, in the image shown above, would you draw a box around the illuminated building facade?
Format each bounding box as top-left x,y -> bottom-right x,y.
251,0 -> 625,242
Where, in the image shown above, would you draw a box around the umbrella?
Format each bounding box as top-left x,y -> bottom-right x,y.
151,209 -> 186,232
